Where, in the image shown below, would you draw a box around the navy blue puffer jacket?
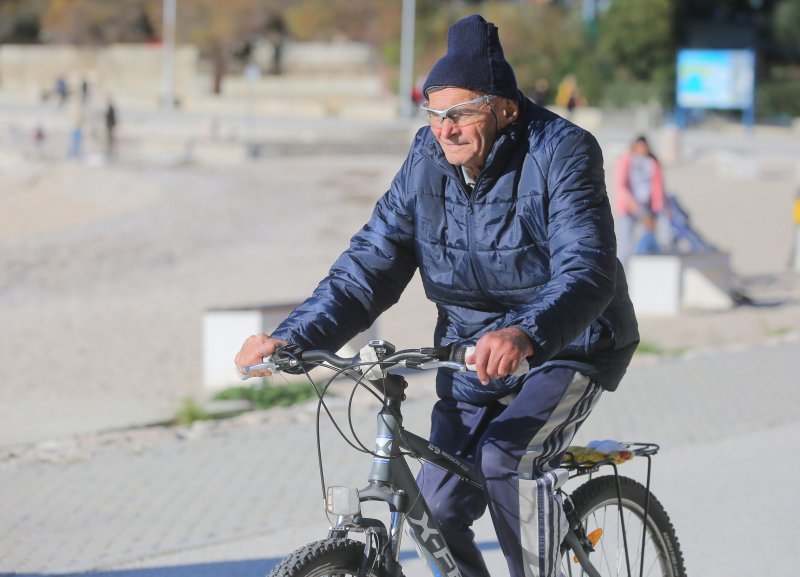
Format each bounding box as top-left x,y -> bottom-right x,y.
272,97 -> 639,403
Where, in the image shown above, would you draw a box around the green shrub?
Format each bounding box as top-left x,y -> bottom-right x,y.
635,340 -> 687,357
756,78 -> 800,121
174,397 -> 211,426
599,80 -> 662,108
213,382 -> 315,410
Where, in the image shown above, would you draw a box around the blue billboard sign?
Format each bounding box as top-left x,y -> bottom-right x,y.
676,49 -> 755,110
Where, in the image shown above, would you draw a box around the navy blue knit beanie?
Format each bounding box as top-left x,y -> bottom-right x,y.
423,14 -> 518,101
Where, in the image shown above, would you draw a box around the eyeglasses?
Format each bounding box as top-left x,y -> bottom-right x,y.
420,95 -> 496,129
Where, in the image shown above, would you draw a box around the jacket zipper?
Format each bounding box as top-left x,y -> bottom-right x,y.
465,185 -> 491,298
420,149 -> 492,298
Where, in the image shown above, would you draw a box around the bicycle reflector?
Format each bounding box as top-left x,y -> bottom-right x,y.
326,485 -> 361,516
574,528 -> 603,563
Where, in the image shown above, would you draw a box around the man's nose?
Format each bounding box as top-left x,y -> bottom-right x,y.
439,118 -> 458,137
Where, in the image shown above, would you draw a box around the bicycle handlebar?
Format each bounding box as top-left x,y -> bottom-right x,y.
240,342 -> 529,379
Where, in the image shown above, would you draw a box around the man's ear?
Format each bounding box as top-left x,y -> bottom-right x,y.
503,103 -> 519,121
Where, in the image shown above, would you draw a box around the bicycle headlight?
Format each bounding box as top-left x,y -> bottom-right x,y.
326,485 -> 361,516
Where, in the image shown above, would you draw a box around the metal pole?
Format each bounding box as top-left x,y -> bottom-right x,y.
582,0 -> 597,23
161,0 -> 176,109
743,48 -> 756,133
398,0 -> 416,119
582,0 -> 598,38
245,63 -> 260,157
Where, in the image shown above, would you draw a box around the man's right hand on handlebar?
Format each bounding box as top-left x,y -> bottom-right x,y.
466,327 -> 534,385
235,334 -> 287,377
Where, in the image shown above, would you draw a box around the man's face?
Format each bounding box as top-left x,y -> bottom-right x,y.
426,88 -> 499,177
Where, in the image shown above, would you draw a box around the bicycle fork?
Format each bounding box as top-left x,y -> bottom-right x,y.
372,396 -> 463,576
326,375 -> 464,577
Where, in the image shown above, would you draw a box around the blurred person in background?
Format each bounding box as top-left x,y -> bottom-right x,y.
530,77 -> 550,107
104,98 -> 118,158
614,135 -> 665,265
555,73 -> 584,114
67,97 -> 85,159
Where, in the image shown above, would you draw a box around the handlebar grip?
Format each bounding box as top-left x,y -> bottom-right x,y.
238,348 -> 357,380
449,344 -> 469,365
453,345 -> 530,376
299,350 -> 359,369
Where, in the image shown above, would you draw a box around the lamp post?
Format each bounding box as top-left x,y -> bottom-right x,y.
161,0 -> 177,109
244,63 -> 261,158
398,0 -> 416,119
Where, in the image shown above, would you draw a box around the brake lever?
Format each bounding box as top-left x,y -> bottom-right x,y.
404,360 -> 465,371
239,356 -> 299,380
240,361 -> 276,377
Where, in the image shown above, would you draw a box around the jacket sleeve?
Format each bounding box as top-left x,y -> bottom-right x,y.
504,129 -> 618,366
270,157 -> 419,352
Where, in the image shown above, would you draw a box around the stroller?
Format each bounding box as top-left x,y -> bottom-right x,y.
664,194 -> 717,253
639,195 -> 756,306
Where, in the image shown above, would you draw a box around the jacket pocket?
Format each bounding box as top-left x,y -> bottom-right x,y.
587,315 -> 617,354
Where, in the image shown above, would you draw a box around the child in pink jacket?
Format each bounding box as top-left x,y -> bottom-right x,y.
614,135 -> 665,265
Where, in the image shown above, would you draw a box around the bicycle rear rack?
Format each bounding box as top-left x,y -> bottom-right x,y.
562,441 -> 659,476
563,441 -> 660,577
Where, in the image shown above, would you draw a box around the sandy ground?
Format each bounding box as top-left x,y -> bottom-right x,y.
0,154 -> 415,432
1,111 -> 798,447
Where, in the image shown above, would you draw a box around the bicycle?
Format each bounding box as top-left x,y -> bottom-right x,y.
242,340 -> 686,577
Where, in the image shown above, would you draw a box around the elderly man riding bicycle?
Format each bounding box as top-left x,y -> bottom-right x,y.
237,14 -> 639,577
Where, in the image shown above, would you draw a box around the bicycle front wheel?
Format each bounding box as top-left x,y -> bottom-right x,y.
267,538 -> 377,577
563,476 -> 686,577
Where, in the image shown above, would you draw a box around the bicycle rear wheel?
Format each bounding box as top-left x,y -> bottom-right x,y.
562,475 -> 686,577
267,538 -> 376,577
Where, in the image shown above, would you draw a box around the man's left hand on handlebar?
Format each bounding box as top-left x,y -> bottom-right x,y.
466,327 -> 534,385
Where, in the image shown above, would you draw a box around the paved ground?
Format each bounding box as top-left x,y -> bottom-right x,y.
1,99 -> 799,576
2,338 -> 799,577
1,113 -> 797,448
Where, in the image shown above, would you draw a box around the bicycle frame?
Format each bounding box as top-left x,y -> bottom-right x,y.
252,344 -> 671,577
326,371 -> 605,577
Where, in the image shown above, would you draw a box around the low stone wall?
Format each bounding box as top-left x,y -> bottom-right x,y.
0,43 -> 199,105
0,41 -> 391,116
252,40 -> 375,74
627,252 -> 734,316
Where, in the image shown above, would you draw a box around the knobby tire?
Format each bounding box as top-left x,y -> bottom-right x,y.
267,538 -> 376,577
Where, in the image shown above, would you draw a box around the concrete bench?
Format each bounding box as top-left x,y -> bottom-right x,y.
202,302 -> 377,391
627,252 -> 734,316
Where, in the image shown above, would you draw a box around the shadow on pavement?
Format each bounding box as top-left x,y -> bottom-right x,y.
6,558 -> 276,577
7,542 -> 503,577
